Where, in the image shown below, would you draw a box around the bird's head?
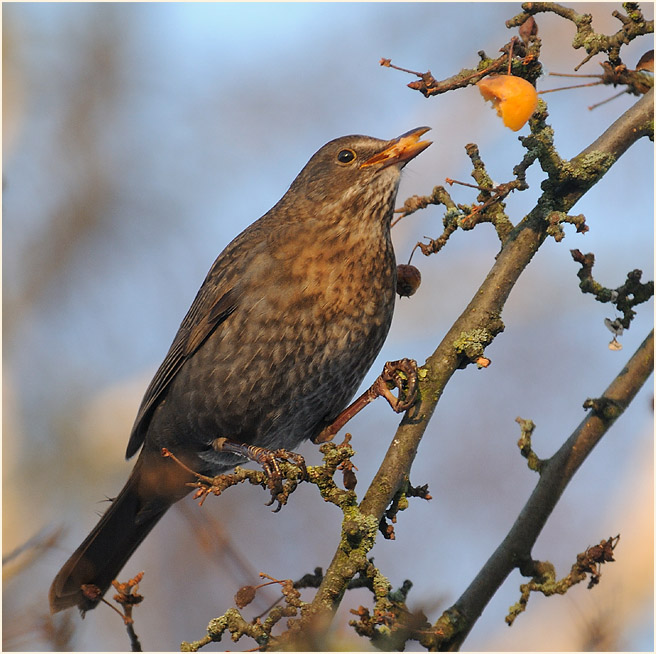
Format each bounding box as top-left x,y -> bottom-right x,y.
283,127 -> 432,221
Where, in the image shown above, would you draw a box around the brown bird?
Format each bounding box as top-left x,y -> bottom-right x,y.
49,127 -> 431,614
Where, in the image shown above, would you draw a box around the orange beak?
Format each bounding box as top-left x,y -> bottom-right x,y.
361,126 -> 432,168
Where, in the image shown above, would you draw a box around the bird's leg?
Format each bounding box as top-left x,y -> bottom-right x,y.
211,438 -> 307,501
314,358 -> 419,443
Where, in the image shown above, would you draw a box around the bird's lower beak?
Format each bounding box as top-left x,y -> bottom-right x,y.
361,126 -> 432,168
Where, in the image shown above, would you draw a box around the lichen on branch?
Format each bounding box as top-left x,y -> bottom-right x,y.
571,248 -> 654,332
506,535 -> 621,626
507,2 -> 654,69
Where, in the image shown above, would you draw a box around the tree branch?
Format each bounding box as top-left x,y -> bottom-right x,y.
507,2 -> 654,69
431,329 -> 653,650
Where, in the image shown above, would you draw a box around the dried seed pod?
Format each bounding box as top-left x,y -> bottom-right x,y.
396,264 -> 422,297
342,466 -> 357,491
235,585 -> 257,608
519,16 -> 538,44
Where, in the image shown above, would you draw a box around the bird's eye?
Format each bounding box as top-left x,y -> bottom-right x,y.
337,149 -> 356,164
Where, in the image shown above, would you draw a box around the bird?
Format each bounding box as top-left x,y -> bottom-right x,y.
49,126 -> 432,614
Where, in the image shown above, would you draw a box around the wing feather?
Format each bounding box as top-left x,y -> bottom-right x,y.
125,276 -> 239,459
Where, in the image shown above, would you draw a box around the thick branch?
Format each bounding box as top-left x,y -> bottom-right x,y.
577,86 -> 654,158
435,329 -> 654,650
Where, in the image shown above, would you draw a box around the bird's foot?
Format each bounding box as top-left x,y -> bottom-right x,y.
314,358 -> 419,443
211,438 -> 307,508
376,358 -> 419,412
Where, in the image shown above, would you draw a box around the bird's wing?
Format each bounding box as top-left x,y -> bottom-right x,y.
125,266 -> 239,459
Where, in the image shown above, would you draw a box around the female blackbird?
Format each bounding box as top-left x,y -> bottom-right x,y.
49,127 -> 431,613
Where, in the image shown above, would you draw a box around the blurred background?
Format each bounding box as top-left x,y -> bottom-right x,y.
2,2 -> 653,651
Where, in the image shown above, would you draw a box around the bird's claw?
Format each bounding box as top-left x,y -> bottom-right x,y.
314,358 -> 419,443
377,358 -> 419,413
212,439 -> 307,509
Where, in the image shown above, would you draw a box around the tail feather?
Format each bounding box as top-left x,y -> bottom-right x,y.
49,449 -> 193,613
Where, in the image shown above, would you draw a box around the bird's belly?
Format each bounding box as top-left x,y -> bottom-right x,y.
149,284 -> 394,473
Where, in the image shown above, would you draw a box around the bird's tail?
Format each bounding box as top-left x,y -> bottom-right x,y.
49,448 -> 194,614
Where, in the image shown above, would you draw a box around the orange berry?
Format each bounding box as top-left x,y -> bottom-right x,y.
477,75 -> 538,131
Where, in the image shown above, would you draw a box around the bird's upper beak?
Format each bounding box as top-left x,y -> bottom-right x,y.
361,126 -> 432,168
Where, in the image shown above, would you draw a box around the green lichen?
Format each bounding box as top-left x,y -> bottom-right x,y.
453,328 -> 494,360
